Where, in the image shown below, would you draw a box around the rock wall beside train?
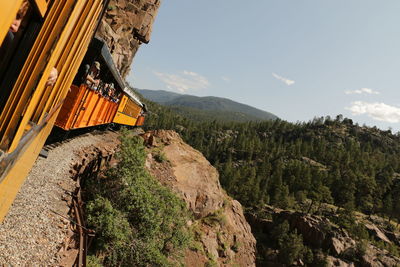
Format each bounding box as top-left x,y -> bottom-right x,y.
95,0 -> 161,78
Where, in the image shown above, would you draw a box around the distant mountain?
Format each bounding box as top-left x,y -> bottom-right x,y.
136,89 -> 182,104
136,89 -> 279,122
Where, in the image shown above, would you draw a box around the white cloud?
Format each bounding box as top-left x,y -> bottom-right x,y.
154,70 -> 210,93
272,73 -> 295,86
221,76 -> 231,82
345,88 -> 380,95
346,101 -> 400,123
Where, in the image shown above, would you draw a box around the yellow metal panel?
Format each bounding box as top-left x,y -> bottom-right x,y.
0,106 -> 59,222
7,0 -> 84,149
114,95 -> 129,117
8,0 -> 102,151
0,0 -> 105,221
38,1 -> 102,122
112,94 -> 142,126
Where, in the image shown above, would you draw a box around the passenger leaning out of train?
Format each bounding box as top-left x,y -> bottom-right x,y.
108,83 -> 115,100
84,61 -> 101,90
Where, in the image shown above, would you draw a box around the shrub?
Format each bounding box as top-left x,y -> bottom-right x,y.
86,197 -> 132,264
85,131 -> 192,266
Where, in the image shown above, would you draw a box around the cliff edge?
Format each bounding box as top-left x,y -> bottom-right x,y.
143,130 -> 257,266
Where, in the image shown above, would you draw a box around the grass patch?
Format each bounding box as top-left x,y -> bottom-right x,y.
202,208 -> 227,227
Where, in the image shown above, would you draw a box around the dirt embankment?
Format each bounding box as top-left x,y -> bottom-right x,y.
144,130 -> 257,266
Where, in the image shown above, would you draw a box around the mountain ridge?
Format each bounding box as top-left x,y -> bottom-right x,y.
136,89 -> 279,122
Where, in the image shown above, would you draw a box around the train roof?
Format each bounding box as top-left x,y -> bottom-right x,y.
91,37 -> 126,91
123,87 -> 144,108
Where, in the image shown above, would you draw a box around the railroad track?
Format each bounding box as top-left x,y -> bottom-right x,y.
73,182 -> 95,267
39,126 -> 140,266
51,186 -> 94,267
42,128 -> 119,267
42,126 -> 117,154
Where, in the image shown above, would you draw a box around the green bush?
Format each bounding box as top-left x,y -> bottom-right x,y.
86,197 -> 132,264
85,131 -> 192,266
154,150 -> 168,163
202,209 -> 227,227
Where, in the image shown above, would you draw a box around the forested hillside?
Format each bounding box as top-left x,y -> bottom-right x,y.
143,99 -> 400,265
144,100 -> 400,218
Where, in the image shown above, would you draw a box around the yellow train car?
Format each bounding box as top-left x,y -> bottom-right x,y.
113,89 -> 147,127
0,0 -> 108,222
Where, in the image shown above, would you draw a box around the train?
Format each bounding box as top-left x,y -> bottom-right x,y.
0,0 -> 148,221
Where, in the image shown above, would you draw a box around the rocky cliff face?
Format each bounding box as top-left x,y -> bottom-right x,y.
95,0 -> 161,78
143,130 -> 257,266
248,206 -> 400,266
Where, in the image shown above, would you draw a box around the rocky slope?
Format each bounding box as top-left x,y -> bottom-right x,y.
96,0 -> 161,78
143,130 -> 257,266
248,206 -> 400,266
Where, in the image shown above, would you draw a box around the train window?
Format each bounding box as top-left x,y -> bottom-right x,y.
0,0 -> 40,108
0,0 -> 43,150
32,0 -> 49,17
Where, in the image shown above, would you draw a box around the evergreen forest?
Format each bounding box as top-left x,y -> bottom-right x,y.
144,101 -> 400,222
142,98 -> 400,264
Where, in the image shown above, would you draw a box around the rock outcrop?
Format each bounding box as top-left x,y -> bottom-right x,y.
96,0 -> 161,78
143,130 -> 257,266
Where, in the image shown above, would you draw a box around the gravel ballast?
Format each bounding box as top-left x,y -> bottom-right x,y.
0,131 -> 120,265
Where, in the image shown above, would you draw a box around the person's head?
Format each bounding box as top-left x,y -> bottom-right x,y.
10,0 -> 30,33
90,61 -> 100,75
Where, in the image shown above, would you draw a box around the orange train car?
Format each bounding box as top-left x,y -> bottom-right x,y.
55,84 -> 119,130
55,37 -> 147,131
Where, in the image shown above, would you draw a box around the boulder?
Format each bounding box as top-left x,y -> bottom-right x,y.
365,223 -> 392,244
329,236 -> 356,256
326,256 -> 355,267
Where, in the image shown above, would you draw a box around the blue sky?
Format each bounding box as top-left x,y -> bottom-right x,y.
128,1 -> 400,131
